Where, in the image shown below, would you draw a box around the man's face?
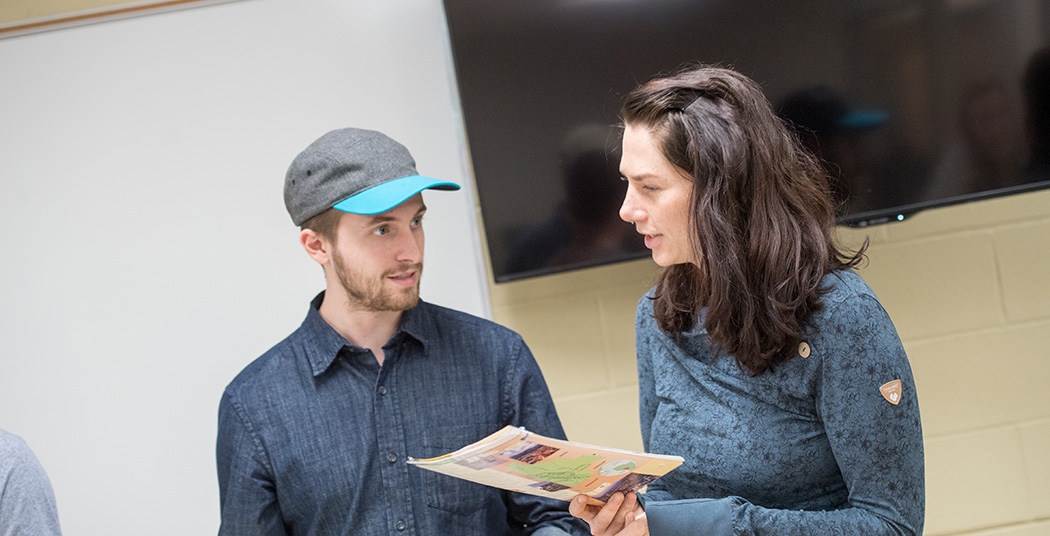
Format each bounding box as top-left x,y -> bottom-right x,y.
328,194 -> 426,312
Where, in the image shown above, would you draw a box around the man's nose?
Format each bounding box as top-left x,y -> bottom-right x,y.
395,229 -> 424,263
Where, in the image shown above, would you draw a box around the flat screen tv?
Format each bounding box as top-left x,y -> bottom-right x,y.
442,0 -> 1050,283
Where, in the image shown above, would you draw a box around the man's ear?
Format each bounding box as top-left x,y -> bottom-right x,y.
299,228 -> 331,266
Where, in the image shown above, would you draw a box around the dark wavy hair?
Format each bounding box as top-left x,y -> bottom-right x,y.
622,65 -> 866,376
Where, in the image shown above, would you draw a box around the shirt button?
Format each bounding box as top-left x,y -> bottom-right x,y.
387,452 -> 397,464
798,341 -> 811,358
395,519 -> 406,531
378,385 -> 388,396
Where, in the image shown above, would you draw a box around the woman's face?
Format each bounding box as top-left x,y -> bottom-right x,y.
619,123 -> 698,267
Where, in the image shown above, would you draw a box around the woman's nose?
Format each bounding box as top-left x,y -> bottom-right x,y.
619,189 -> 641,225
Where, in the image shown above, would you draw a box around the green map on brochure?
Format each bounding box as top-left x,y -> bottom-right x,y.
509,455 -> 602,487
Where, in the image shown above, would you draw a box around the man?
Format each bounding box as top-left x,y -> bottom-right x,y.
216,128 -> 586,536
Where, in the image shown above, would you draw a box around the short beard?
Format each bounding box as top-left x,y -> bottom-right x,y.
331,249 -> 422,312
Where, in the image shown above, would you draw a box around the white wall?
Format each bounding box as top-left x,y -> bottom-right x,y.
0,1 -> 487,533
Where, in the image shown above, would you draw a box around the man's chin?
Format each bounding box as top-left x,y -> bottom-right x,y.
395,294 -> 420,311
386,286 -> 420,312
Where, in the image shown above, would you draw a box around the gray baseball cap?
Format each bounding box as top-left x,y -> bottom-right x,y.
284,128 -> 461,225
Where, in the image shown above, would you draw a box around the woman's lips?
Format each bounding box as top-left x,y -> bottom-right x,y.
644,234 -> 660,249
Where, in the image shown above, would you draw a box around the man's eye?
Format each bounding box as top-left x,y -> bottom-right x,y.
372,226 -> 389,236
411,216 -> 423,227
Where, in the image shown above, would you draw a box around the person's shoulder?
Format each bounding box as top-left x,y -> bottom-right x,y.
0,429 -> 38,474
812,269 -> 892,330
416,300 -> 520,338
223,331 -> 301,397
0,428 -> 28,454
412,301 -> 533,365
820,269 -> 880,307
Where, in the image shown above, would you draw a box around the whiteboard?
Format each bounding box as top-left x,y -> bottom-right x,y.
0,0 -> 488,533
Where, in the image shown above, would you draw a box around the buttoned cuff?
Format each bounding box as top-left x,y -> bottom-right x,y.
638,495 -> 735,536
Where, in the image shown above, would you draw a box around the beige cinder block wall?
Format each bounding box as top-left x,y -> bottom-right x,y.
488,188 -> 1050,536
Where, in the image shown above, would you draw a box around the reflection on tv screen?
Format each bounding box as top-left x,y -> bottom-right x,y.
443,0 -> 1050,282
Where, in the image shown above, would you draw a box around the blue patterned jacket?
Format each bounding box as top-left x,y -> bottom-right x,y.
636,270 -> 924,535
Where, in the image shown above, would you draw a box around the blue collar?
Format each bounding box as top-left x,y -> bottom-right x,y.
300,292 -> 428,376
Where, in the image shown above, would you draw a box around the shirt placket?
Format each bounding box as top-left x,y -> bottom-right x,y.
372,345 -> 417,535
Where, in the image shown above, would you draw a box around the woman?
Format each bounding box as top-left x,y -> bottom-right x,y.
569,65 -> 924,535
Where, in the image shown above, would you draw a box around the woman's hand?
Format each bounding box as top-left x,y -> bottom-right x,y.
569,492 -> 649,536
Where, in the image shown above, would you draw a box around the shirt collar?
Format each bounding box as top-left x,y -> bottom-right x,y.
300,292 -> 429,376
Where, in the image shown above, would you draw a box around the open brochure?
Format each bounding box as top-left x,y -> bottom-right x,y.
407,425 -> 683,505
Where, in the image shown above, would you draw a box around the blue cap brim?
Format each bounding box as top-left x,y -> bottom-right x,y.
332,175 -> 461,215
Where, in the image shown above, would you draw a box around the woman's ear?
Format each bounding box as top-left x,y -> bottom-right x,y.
299,229 -> 331,267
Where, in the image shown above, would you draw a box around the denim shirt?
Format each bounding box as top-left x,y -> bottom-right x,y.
217,293 -> 587,536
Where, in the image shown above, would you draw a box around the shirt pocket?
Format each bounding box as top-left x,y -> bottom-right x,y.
421,423 -> 496,516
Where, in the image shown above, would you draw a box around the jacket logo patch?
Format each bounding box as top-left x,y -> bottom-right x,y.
880,379 -> 903,405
